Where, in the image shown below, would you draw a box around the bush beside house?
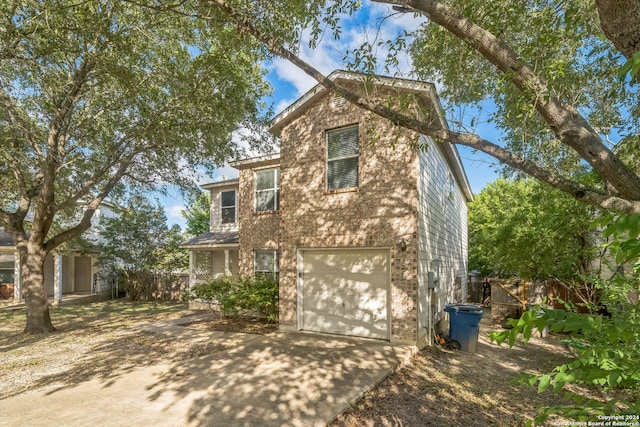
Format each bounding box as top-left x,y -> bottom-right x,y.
189,275 -> 279,322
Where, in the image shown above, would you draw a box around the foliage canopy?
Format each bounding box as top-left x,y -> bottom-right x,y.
469,178 -> 598,280
206,0 -> 640,214
182,191 -> 211,237
0,0 -> 270,332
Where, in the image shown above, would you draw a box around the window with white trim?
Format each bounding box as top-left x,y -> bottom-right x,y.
254,250 -> 279,279
220,190 -> 236,224
327,125 -> 359,190
0,254 -> 15,284
255,168 -> 280,212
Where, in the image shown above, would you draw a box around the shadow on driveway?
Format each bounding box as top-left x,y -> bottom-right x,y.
0,329 -> 414,427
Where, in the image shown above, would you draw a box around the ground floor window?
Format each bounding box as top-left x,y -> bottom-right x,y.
254,250 -> 279,280
0,254 -> 15,284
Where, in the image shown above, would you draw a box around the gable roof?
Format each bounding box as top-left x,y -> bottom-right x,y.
269,70 -> 440,134
268,70 -> 474,202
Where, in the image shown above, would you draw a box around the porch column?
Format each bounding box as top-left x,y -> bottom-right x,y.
13,252 -> 22,302
188,250 -> 195,289
91,256 -> 98,294
224,250 -> 230,276
53,254 -> 63,304
68,256 -> 75,292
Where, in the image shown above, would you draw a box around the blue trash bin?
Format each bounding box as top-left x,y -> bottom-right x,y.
444,303 -> 484,353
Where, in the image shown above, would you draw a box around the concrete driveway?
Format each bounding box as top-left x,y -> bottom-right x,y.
0,323 -> 414,427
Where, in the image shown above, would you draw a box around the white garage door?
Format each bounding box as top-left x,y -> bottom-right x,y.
300,249 -> 390,339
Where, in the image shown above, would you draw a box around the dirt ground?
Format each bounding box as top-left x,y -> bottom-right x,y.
0,301 -> 266,399
1,301 -> 595,426
331,311 -> 597,427
183,314 -> 278,335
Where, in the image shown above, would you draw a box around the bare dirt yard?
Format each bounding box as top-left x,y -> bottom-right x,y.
0,300 -> 274,400
1,300 -> 595,426
331,314 -> 599,427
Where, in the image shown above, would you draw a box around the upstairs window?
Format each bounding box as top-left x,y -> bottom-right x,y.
220,190 -> 236,224
255,168 -> 280,212
327,125 -> 359,190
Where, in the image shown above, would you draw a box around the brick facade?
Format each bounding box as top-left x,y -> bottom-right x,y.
237,159 -> 281,277
232,73 -> 471,345
280,90 -> 419,342
235,88 -> 426,343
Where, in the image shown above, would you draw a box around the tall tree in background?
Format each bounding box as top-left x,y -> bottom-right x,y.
99,196 -> 187,301
202,0 -> 640,214
469,178 -> 598,281
0,1 -> 270,333
182,191 -> 211,236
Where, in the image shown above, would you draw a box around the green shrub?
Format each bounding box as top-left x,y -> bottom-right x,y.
188,276 -> 238,316
189,275 -> 278,322
236,275 -> 279,322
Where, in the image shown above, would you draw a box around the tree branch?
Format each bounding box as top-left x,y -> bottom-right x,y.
43,153 -> 137,253
374,0 -> 640,201
0,84 -> 45,161
206,0 -> 640,214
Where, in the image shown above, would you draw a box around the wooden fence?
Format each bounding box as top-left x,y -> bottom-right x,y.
471,277 -> 601,325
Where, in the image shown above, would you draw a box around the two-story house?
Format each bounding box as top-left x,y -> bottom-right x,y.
183,71 -> 473,347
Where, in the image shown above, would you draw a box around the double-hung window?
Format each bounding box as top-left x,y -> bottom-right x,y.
255,168 -> 279,212
327,125 -> 359,190
0,254 -> 15,284
220,190 -> 236,224
254,250 -> 279,279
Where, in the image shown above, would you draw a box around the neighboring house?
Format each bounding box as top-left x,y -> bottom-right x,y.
182,70 -> 474,347
0,203 -> 117,303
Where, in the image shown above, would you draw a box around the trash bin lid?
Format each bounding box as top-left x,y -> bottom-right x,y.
445,303 -> 483,313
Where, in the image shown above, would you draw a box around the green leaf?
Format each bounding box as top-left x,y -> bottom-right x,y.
508,328 -> 518,347
538,374 -> 551,393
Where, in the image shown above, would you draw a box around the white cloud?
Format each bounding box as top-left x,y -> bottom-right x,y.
166,204 -> 185,218
165,204 -> 187,229
266,1 -> 429,102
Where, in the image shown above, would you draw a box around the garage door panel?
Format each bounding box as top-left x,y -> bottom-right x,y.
301,249 -> 389,339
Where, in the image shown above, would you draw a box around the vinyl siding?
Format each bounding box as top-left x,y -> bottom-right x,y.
417,135 -> 469,342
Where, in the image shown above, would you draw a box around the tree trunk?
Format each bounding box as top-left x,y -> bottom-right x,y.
21,243 -> 56,334
596,0 -> 640,59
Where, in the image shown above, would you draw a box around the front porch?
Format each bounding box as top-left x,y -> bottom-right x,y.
180,231 -> 240,289
0,250 -> 109,304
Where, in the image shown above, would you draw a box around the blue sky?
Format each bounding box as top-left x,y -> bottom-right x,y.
163,2 -> 500,228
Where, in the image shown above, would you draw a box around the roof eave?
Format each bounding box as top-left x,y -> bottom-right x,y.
269,70 -> 440,135
179,243 -> 240,250
229,153 -> 281,170
200,178 -> 240,190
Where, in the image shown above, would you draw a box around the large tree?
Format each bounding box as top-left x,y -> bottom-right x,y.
469,178 -> 598,281
202,0 -> 640,214
99,196 -> 187,301
0,1 -> 270,333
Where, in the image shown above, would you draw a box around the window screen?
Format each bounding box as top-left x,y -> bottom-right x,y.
254,250 -> 279,279
327,126 -> 358,190
255,168 -> 280,212
221,190 -> 236,224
